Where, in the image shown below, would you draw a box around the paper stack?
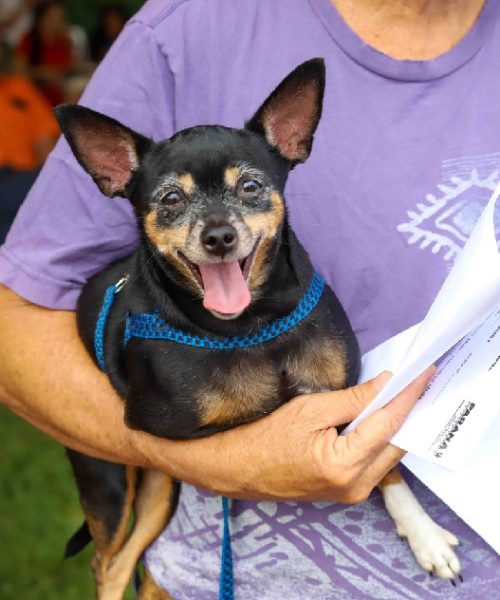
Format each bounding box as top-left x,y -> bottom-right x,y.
345,184 -> 500,553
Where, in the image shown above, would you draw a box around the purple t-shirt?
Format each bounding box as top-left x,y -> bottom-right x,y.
2,0 -> 500,598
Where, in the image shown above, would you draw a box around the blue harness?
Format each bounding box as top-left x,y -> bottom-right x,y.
94,272 -> 324,599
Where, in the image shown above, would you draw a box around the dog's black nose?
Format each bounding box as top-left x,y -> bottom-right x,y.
201,224 -> 238,256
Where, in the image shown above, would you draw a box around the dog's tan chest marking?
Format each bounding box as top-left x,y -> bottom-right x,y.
199,356 -> 280,427
199,337 -> 348,428
285,337 -> 348,392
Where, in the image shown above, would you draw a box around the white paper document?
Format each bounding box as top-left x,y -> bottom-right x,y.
344,184 -> 500,552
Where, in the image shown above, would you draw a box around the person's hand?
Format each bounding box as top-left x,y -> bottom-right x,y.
162,368 -> 434,503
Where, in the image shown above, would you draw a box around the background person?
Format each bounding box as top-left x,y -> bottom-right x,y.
14,0 -> 77,105
90,2 -> 128,63
0,42 -> 58,242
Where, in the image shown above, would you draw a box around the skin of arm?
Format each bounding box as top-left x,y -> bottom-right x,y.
0,284 -> 433,504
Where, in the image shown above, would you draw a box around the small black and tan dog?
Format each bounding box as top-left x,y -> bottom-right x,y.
55,58 -> 360,599
55,58 -> 461,599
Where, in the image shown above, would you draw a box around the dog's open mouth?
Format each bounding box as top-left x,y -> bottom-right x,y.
179,238 -> 260,318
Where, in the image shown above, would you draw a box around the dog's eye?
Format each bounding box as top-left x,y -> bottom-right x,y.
160,190 -> 184,207
239,178 -> 262,197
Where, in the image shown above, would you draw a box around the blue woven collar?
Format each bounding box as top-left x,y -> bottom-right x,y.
123,271 -> 324,350
94,271 -> 324,370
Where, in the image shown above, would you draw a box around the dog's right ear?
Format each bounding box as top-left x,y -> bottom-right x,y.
54,104 -> 152,198
245,58 -> 325,167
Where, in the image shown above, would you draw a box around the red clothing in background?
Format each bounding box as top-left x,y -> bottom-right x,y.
16,31 -> 73,104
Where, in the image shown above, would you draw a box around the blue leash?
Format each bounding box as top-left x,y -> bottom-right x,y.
219,497 -> 234,600
93,272 -> 324,599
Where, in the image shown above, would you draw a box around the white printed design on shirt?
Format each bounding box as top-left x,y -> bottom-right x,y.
397,156 -> 500,261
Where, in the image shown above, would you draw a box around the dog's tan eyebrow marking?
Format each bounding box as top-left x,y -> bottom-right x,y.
224,166 -> 240,188
178,173 -> 195,194
225,164 -> 270,189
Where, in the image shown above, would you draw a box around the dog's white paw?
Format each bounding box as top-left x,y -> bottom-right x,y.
398,513 -> 461,580
381,478 -> 462,582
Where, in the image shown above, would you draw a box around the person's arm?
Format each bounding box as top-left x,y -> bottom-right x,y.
0,284 -> 433,503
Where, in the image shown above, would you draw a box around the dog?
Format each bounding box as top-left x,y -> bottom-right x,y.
55,59 -> 461,599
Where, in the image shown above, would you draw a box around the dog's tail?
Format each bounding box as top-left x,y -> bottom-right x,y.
64,520 -> 92,559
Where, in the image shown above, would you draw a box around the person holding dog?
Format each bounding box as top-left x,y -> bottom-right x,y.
0,0 -> 498,598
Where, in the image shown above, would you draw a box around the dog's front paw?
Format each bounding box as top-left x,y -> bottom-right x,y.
398,514 -> 461,581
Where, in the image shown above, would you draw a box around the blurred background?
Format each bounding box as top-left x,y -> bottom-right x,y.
0,1 -> 143,598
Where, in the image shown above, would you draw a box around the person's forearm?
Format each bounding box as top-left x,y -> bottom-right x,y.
0,285 -> 179,468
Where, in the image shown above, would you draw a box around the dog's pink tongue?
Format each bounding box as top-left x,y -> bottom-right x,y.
199,261 -> 251,315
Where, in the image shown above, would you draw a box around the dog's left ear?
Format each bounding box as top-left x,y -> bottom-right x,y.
246,58 -> 325,166
54,104 -> 152,197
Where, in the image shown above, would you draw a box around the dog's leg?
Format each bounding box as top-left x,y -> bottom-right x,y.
98,470 -> 174,600
89,464 -> 137,593
137,569 -> 173,600
380,467 -> 462,581
66,450 -> 137,593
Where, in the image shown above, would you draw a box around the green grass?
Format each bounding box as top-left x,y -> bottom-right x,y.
0,407 -> 134,599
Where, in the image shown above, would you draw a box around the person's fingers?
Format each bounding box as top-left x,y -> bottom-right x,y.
358,443 -> 406,489
340,366 -> 436,459
333,444 -> 406,503
302,371 -> 393,428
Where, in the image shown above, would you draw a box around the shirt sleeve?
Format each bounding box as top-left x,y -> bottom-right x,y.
0,20 -> 176,309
